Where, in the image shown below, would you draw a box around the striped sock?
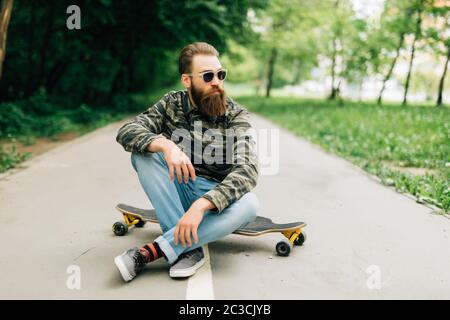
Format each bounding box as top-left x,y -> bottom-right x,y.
139,242 -> 165,263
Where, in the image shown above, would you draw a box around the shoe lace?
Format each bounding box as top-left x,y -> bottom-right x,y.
133,250 -> 147,271
183,248 -> 202,259
183,251 -> 195,259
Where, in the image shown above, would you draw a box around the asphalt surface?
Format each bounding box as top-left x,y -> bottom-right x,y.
0,114 -> 449,299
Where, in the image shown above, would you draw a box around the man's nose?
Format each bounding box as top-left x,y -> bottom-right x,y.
210,74 -> 221,86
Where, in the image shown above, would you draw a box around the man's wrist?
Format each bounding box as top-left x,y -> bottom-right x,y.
161,139 -> 176,154
194,197 -> 215,212
148,137 -> 175,154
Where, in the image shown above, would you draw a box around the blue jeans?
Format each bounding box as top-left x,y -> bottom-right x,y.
130,152 -> 258,264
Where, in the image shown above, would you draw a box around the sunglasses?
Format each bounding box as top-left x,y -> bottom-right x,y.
187,69 -> 228,83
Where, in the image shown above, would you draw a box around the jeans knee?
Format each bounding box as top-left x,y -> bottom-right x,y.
130,153 -> 140,171
240,192 -> 259,223
130,152 -> 164,173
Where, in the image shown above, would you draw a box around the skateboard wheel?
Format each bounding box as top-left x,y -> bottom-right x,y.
276,240 -> 292,257
113,221 -> 128,236
135,220 -> 146,228
294,232 -> 306,246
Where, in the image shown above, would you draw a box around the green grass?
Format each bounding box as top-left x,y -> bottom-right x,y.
238,96 -> 450,213
0,112 -> 125,174
0,145 -> 32,173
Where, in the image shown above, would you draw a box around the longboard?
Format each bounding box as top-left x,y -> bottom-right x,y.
113,203 -> 307,256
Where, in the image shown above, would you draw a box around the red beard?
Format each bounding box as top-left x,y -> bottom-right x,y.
191,85 -> 227,117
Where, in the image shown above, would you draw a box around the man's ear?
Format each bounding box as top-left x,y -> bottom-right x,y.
181,74 -> 191,89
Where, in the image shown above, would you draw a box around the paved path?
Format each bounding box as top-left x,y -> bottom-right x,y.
0,114 -> 449,299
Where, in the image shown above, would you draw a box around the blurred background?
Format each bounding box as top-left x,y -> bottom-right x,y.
0,0 -> 448,213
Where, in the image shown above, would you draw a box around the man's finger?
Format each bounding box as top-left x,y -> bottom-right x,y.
192,226 -> 199,244
185,227 -> 192,247
179,225 -> 186,248
168,164 -> 174,181
187,163 -> 196,181
181,163 -> 189,184
175,165 -> 183,184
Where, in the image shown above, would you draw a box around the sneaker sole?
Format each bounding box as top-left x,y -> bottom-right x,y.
169,257 -> 205,278
114,255 -> 134,282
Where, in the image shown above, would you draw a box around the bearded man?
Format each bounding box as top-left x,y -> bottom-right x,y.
114,42 -> 259,282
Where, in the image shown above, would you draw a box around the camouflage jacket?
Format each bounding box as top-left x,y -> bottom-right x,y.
116,89 -> 259,213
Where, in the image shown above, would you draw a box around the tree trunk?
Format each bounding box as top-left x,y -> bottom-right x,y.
290,59 -> 301,85
335,80 -> 343,106
403,7 -> 422,106
377,32 -> 404,105
328,0 -> 340,100
265,47 -> 277,98
329,37 -> 338,100
436,45 -> 450,107
0,0 -> 13,79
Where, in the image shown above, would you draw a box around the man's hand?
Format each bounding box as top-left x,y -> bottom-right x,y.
149,137 -> 196,184
174,198 -> 215,248
164,143 -> 196,184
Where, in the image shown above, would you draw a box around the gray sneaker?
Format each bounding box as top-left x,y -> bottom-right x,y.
169,247 -> 205,278
114,247 -> 147,282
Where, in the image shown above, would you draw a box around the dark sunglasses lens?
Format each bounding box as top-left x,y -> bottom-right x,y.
218,70 -> 227,80
203,72 -> 214,82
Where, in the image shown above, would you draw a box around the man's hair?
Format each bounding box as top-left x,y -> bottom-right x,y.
178,42 -> 219,75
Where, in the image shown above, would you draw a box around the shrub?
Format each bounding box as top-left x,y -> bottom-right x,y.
0,102 -> 33,137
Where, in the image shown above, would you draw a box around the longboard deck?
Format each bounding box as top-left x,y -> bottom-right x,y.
116,204 -> 158,223
116,203 -> 306,236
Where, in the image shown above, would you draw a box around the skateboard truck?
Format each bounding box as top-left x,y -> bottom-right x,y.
275,229 -> 307,256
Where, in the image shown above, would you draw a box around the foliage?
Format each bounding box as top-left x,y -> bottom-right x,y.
239,95 -> 450,212
0,144 -> 31,173
1,0 -> 266,105
0,85 -> 174,172
247,0 -> 322,91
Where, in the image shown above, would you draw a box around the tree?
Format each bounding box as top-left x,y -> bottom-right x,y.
400,0 -> 436,105
249,0 -> 321,97
0,0 -> 13,79
426,2 -> 450,106
376,0 -> 411,104
0,0 -> 266,105
402,0 -> 425,105
249,0 -> 296,97
312,0 -> 356,101
437,44 -> 450,106
340,18 -> 374,101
